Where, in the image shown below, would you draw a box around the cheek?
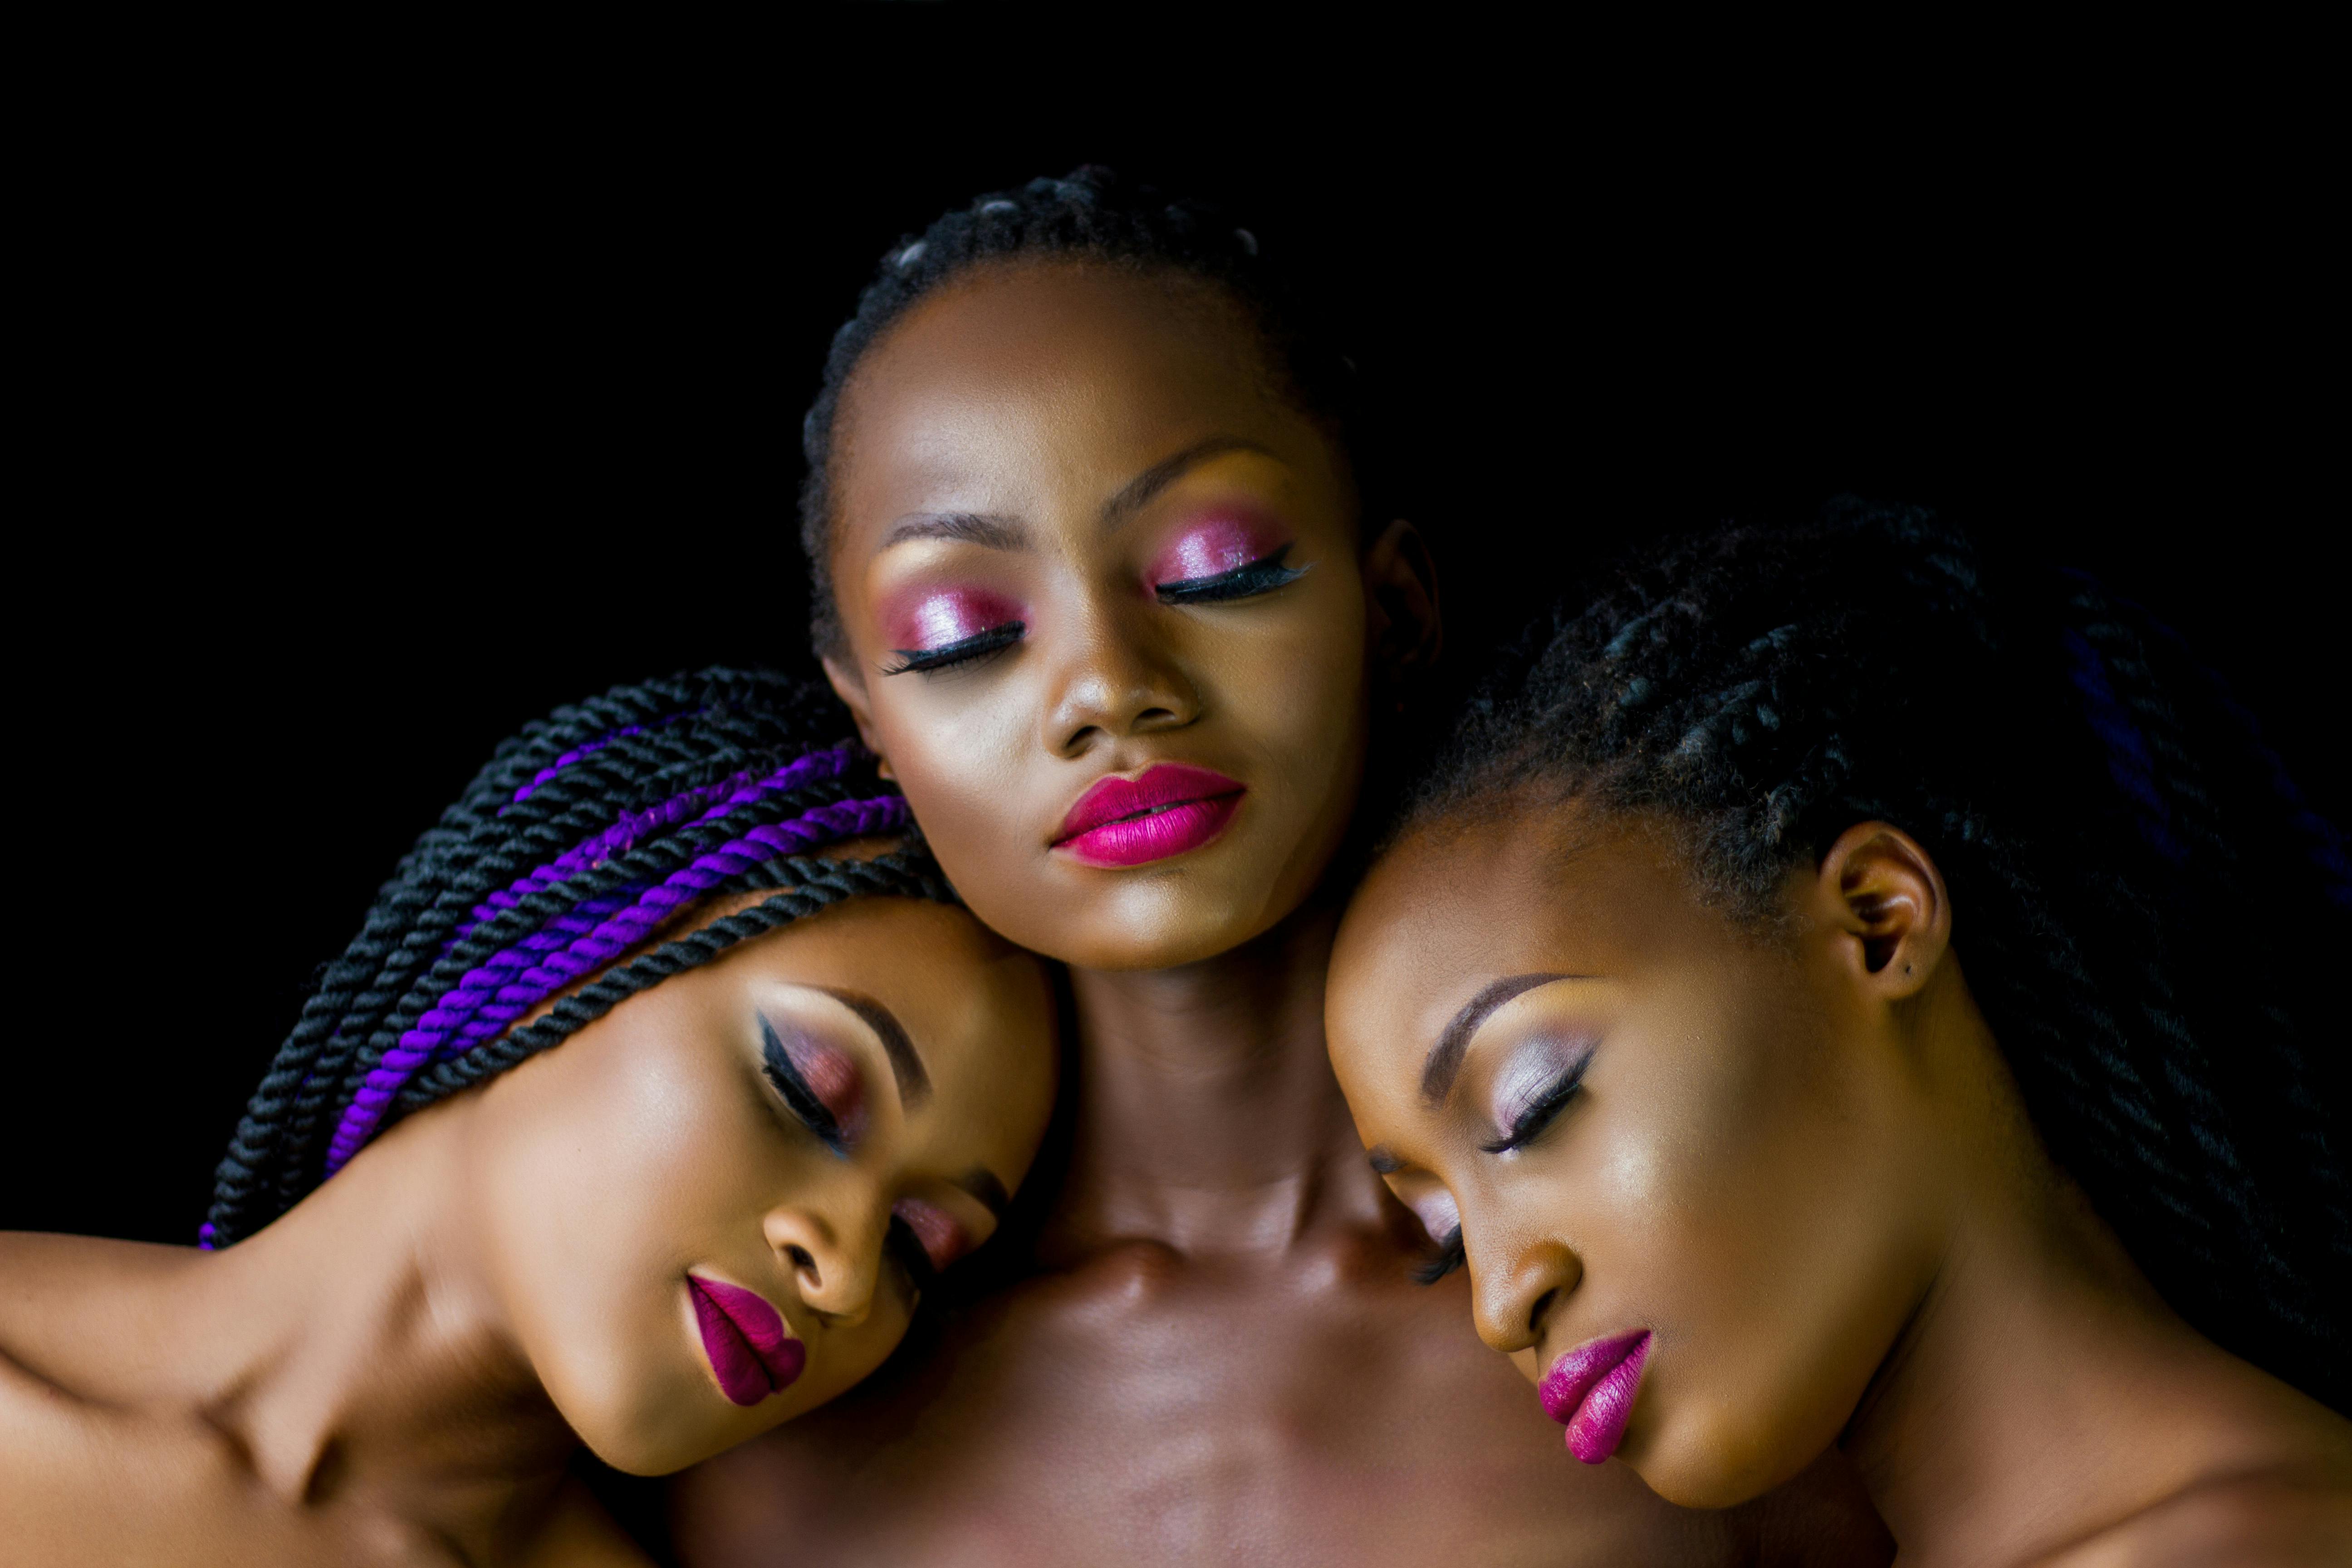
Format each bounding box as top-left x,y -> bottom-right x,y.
1146,512 -> 1287,583
879,585 -> 1024,651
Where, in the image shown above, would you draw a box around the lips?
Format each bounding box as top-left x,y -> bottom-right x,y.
1052,763 -> 1245,868
687,1274 -> 806,1407
1539,1330 -> 1651,1464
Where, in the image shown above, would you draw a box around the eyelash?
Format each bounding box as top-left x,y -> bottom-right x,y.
884,1214 -> 938,1297
880,620 -> 1025,677
760,1019 -> 850,1158
1480,1059 -> 1590,1156
1154,545 -> 1307,605
1413,1226 -> 1466,1286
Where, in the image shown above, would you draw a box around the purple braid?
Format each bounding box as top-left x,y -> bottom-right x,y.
323,791 -> 912,1171
455,745 -> 856,944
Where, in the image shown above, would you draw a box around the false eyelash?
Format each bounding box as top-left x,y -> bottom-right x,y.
1413,1225 -> 1466,1285
1480,1060 -> 1589,1156
880,621 -> 1025,676
885,1213 -> 938,1296
760,1018 -> 848,1157
1155,545 -> 1308,605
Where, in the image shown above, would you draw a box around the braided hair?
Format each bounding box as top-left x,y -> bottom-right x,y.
204,668 -> 957,1249
798,164 -> 1367,658
1400,499 -> 2350,1411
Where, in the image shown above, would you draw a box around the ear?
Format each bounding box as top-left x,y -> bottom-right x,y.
822,655 -> 895,781
1361,518 -> 1442,699
1811,821 -> 1951,1000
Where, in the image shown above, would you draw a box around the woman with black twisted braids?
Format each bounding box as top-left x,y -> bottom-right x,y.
1325,501 -> 2352,1563
0,669 -> 1057,1566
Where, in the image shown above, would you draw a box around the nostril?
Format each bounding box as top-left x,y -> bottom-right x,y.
1529,1286 -> 1558,1338
1136,707 -> 1176,727
787,1244 -> 816,1277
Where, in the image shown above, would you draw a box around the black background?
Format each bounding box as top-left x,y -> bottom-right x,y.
9,26 -> 2341,1243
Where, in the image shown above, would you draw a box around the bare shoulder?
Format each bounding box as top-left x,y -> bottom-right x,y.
2038,1465 -> 2352,1567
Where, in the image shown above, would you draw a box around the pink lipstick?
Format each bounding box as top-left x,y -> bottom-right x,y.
1539,1330 -> 1651,1464
687,1274 -> 806,1407
1053,763 -> 1245,867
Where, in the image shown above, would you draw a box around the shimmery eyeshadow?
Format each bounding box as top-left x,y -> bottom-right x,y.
1149,512 -> 1289,585
887,587 -> 1022,652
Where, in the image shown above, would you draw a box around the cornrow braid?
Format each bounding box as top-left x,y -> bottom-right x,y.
204,669 -> 954,1249
798,163 -> 1369,659
1400,499 -> 2350,1411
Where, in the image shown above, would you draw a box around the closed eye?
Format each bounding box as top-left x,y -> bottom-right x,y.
880,621 -> 1024,676
1413,1225 -> 1466,1286
1481,1059 -> 1589,1155
1155,545 -> 1308,605
760,1018 -> 848,1157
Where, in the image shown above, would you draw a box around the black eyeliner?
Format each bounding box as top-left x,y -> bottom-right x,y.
1155,545 -> 1308,605
760,1016 -> 848,1157
1480,1055 -> 1591,1156
880,621 -> 1024,677
1413,1225 -> 1466,1285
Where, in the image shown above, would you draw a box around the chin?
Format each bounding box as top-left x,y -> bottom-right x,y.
1057,880 -> 1292,970
1625,1402 -> 1818,1513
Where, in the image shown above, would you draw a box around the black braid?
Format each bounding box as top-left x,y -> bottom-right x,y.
1398,499 -> 2350,1411
205,669 -> 957,1249
798,164 -> 1372,658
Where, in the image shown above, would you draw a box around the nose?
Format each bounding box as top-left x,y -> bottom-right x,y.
1471,1233 -> 1583,1357
1043,605 -> 1200,757
764,1198 -> 888,1327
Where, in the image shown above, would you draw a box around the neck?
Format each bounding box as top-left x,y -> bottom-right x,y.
1840,1080 -> 2245,1563
1049,899 -> 1387,1258
164,1106 -> 575,1550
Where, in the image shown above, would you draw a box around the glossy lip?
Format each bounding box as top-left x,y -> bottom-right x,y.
686,1274 -> 807,1407
1052,763 -> 1246,868
1538,1329 -> 1651,1464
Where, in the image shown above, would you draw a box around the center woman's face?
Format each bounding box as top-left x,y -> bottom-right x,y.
823,262 -> 1373,970
1325,806 -> 1945,1510
459,895 -> 1056,1475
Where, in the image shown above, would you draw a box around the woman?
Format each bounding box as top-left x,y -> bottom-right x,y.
673,170 -> 1889,1565
0,669 -> 1056,1565
1323,505 -> 2352,1563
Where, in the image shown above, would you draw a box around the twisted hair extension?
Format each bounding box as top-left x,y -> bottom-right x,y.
204,669 -> 956,1249
796,164 -> 1373,658
1396,499 -> 2350,1410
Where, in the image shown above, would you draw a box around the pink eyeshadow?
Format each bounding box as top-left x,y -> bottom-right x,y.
1149,514 -> 1286,584
892,1197 -> 972,1272
800,1047 -> 868,1142
886,587 -> 1021,651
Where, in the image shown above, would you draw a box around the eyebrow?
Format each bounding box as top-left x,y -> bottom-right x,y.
1101,436 -> 1277,530
816,986 -> 931,1109
877,511 -> 1028,552
954,1166 -> 1010,1219
1420,973 -> 1572,1105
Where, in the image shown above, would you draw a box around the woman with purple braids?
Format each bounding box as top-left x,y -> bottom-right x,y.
0,668 -> 1057,1565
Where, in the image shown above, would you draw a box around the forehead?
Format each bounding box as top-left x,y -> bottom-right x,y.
1327,806 -> 1717,1097
833,260 -> 1332,519
719,898 -> 1044,1064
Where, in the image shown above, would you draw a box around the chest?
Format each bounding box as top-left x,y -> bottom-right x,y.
672,1264 -> 1721,1568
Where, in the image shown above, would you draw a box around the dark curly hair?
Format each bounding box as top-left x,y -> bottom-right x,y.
205,668 -> 957,1248
796,164 -> 1369,659
1398,499 -> 2350,1410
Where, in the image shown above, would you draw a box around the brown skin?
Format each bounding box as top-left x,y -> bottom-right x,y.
0,893 -> 1054,1567
1327,802 -> 2352,1566
670,260 -> 1891,1565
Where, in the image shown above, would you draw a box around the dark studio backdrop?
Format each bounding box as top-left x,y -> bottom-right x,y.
8,36 -> 2341,1244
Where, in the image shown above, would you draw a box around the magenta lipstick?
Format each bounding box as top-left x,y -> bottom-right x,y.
1538,1329 -> 1651,1464
687,1274 -> 806,1406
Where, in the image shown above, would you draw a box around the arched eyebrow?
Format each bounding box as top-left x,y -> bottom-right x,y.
816,986 -> 931,1110
1421,973 -> 1572,1104
879,512 -> 1027,552
1102,436 -> 1278,529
